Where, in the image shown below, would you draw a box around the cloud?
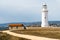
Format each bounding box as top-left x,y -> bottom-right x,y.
0,0 -> 41,14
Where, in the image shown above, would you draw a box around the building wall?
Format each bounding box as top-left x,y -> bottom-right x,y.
9,27 -> 24,30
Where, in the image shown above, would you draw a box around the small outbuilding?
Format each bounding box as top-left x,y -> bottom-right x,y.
9,24 -> 26,30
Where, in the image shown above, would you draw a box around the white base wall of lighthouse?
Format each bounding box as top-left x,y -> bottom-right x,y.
41,23 -> 49,27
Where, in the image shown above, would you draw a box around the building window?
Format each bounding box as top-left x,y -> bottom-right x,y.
16,26 -> 18,29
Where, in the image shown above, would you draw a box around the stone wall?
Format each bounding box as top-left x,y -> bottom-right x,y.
9,27 -> 24,30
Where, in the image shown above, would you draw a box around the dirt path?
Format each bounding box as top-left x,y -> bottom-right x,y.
2,31 -> 59,40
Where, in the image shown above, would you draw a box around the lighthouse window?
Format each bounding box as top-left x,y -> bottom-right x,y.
44,17 -> 46,19
43,5 -> 46,6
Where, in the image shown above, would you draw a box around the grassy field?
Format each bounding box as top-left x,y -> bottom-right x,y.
0,32 -> 30,40
12,27 -> 60,39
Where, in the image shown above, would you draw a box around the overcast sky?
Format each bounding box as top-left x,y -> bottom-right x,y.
0,0 -> 60,23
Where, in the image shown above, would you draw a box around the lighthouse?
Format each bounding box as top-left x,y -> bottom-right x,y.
41,3 -> 49,27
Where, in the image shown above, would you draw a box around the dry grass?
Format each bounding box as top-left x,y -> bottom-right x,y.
0,32 -> 30,40
12,27 -> 60,39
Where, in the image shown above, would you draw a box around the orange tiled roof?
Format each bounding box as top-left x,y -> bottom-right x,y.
9,24 -> 24,27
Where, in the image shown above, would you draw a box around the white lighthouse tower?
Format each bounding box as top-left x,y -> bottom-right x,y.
41,3 -> 49,27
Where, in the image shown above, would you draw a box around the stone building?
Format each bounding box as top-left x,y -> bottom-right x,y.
9,24 -> 26,30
